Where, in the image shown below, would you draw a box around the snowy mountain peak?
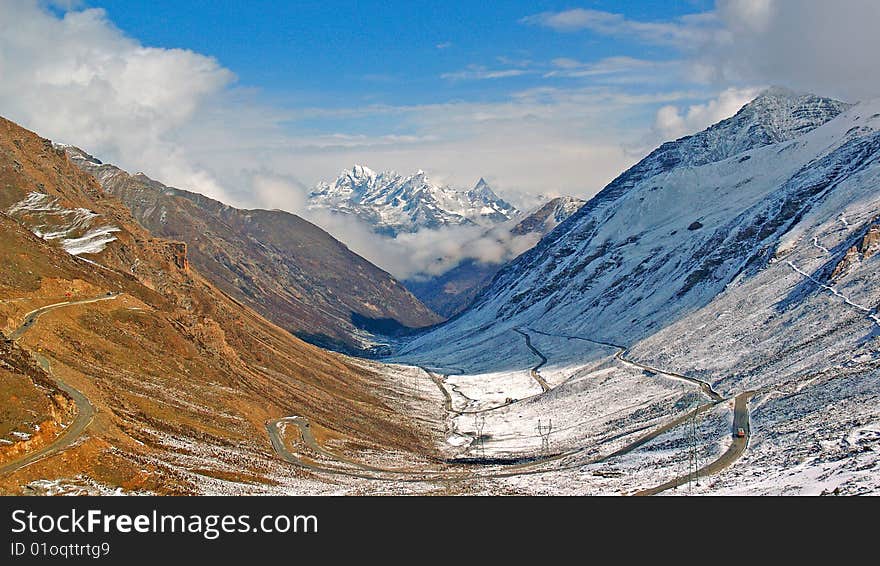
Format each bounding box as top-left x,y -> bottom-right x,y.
733,87 -> 852,143
309,166 -> 520,236
349,164 -> 376,180
474,177 -> 490,190
598,90 -> 852,199
471,177 -> 501,200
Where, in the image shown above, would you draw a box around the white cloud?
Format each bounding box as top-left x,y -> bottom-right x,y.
0,0 -> 235,201
718,0 -> 775,32
651,86 -> 762,140
520,8 -> 718,46
249,172 -> 309,213
441,65 -> 530,81
524,1 -> 880,100
543,56 -> 661,78
703,0 -> 880,99
305,210 -> 544,281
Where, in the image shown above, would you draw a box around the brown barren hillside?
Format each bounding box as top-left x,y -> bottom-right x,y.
64,147 -> 440,354
0,116 -> 443,495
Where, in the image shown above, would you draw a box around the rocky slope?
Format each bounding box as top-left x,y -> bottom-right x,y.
62,149 -> 440,354
309,165 -> 518,236
404,196 -> 585,317
0,115 -> 443,494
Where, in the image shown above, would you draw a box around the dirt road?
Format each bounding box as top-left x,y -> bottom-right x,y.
513,329 -> 551,392
0,295 -> 116,476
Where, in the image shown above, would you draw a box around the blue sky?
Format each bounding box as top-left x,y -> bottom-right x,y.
77,0 -> 709,109
17,0 -> 754,206
5,1 -> 877,230
5,0 -> 877,276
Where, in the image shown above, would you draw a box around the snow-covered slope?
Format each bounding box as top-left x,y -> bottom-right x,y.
309,166 -> 518,236
394,89 -> 880,494
400,88 -> 862,359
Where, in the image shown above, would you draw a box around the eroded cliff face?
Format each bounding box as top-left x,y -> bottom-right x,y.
0,338 -> 76,467
833,219 -> 880,280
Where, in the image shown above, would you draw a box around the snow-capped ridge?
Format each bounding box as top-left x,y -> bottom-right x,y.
607,88 -> 852,198
403,90 -> 879,362
309,165 -> 520,235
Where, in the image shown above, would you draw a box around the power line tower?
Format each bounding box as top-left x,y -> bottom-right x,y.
473,414 -> 486,458
688,411 -> 702,493
536,418 -> 553,456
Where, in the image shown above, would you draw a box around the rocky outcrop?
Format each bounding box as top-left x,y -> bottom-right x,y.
832,219 -> 880,279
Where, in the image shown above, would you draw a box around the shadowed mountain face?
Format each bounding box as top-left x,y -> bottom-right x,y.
62,149 -> 441,354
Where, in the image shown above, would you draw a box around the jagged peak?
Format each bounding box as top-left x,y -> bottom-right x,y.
346,163 -> 377,179
57,144 -> 103,166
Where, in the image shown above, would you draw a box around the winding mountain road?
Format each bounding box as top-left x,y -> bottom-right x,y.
635,391 -> 755,496
2,291 -> 752,492
526,328 -> 723,402
9,294 -> 120,341
513,328 -> 551,392
526,329 -> 751,494
0,294 -> 116,477
0,354 -> 96,476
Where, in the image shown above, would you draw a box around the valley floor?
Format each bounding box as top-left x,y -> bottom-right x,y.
4,290 -> 876,495
2,255 -> 877,495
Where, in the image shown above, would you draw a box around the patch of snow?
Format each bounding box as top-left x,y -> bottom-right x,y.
6,192 -> 120,256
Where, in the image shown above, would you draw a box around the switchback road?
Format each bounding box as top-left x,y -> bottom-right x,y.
0,294 -> 116,477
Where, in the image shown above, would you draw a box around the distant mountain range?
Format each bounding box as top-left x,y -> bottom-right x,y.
309,165 -> 518,236
309,164 -> 587,317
